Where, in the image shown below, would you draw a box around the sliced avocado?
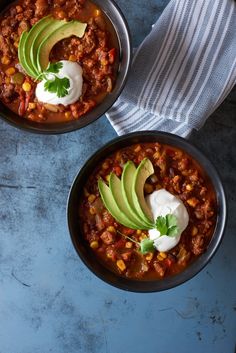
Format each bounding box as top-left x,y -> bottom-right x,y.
98,179 -> 141,230
18,31 -> 30,76
121,161 -> 154,228
109,173 -> 149,230
36,20 -> 87,72
30,18 -> 67,73
22,16 -> 53,78
132,158 -> 155,224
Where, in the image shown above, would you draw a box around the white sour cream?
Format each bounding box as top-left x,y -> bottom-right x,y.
36,60 -> 83,106
146,189 -> 189,252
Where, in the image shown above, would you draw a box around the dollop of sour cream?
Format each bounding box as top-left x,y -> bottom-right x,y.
36,60 -> 83,106
146,189 -> 189,252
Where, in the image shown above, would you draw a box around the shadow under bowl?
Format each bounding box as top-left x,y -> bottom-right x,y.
0,0 -> 131,134
67,131 -> 227,292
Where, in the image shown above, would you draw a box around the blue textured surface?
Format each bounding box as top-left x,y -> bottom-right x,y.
0,1 -> 236,352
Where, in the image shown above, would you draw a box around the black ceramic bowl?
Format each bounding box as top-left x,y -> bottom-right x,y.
67,131 -> 227,292
0,0 -> 131,134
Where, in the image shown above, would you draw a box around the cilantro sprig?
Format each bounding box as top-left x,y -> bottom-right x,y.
117,213 -> 179,254
155,214 -> 179,237
44,76 -> 70,98
117,230 -> 155,254
36,62 -> 70,98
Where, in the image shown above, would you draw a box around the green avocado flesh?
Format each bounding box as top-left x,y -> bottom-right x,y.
18,16 -> 87,78
32,19 -> 67,73
18,32 -> 30,76
36,20 -> 87,72
98,179 -> 141,230
121,161 -> 154,228
22,16 -> 53,78
132,158 -> 154,224
109,173 -> 150,230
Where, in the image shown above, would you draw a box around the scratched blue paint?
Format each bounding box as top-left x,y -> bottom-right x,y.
0,1 -> 236,352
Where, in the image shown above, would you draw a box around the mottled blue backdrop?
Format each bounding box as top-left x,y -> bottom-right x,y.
0,1 -> 236,353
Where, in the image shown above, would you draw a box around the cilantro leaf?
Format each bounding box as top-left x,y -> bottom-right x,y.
46,61 -> 63,74
167,226 -> 179,237
166,214 -> 177,228
117,230 -> 155,254
44,76 -> 70,98
155,216 -> 168,236
140,238 -> 155,254
155,214 -> 179,237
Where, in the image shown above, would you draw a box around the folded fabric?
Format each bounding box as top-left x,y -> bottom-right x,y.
106,0 -> 236,137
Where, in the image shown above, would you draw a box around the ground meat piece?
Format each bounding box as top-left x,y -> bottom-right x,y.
102,210 -> 114,225
0,34 -> 10,56
1,25 -> 12,37
153,261 -> 166,277
100,230 -> 116,245
1,84 -> 17,103
121,251 -> 132,262
191,234 -> 205,255
54,0 -> 66,4
95,214 -> 105,231
35,0 -> 48,16
18,20 -> 30,36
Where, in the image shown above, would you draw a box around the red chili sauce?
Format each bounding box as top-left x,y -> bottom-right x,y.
79,142 -> 217,280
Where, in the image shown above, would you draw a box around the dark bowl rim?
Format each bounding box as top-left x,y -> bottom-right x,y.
0,0 -> 132,134
67,131 -> 227,292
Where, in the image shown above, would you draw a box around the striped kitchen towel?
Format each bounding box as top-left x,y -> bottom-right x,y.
106,0 -> 236,137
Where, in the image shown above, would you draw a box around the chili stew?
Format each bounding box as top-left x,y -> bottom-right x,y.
78,142 -> 217,281
0,0 -> 119,123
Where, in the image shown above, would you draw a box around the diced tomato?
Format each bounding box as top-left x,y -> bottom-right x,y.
164,258 -> 173,267
108,48 -> 116,64
122,228 -> 135,236
113,165 -> 122,177
18,100 -> 25,116
113,238 -> 126,249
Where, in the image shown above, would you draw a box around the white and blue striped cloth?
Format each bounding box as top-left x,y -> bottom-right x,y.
107,0 -> 236,137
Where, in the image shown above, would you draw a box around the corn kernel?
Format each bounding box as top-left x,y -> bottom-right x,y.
125,241 -> 133,248
69,55 -> 77,62
94,9 -> 101,17
159,252 -> 167,259
5,77 -> 11,85
107,226 -> 116,233
145,252 -> 153,261
1,56 -> 10,65
28,102 -> 36,110
5,67 -> 16,76
90,241 -> 99,249
22,82 -> 31,92
187,197 -> 199,208
134,145 -> 141,153
105,174 -> 110,182
88,194 -> 96,203
102,161 -> 109,170
116,259 -> 126,271
14,41 -> 19,48
139,233 -> 147,241
144,183 -> 154,194
186,184 -> 193,191
89,207 -> 96,215
191,226 -> 198,236
136,230 -> 142,235
157,254 -> 164,261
